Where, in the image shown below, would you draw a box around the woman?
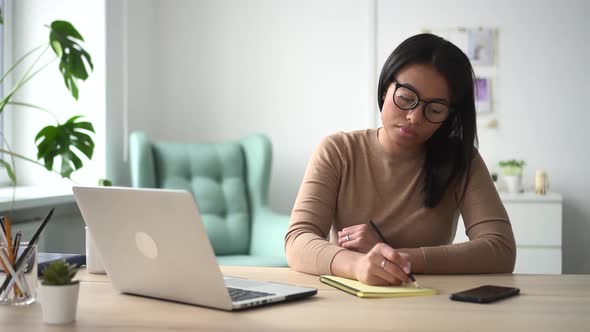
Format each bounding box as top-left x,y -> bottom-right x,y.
285,33 -> 516,286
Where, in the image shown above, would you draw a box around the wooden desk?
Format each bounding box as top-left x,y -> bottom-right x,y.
2,267 -> 588,331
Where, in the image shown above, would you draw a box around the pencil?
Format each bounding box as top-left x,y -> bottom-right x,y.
0,221 -> 12,282
11,231 -> 23,297
13,232 -> 22,258
368,220 -> 419,287
4,216 -> 15,265
0,216 -> 5,236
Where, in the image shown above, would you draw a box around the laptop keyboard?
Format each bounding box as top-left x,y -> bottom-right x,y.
227,287 -> 274,302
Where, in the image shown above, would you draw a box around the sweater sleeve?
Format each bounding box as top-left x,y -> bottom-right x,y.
421,152 -> 517,274
285,135 -> 347,276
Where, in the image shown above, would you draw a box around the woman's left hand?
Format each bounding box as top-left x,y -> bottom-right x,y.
338,224 -> 383,254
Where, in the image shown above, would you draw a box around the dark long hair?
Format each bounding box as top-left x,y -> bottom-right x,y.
377,33 -> 478,208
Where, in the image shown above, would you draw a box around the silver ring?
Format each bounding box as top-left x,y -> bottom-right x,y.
345,235 -> 351,241
381,260 -> 386,269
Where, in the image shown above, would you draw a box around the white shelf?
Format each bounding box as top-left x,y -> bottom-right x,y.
0,186 -> 75,212
498,192 -> 562,203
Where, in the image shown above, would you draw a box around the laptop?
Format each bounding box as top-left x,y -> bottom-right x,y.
72,186 -> 317,311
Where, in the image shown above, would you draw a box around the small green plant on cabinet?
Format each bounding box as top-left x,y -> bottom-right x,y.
98,178 -> 112,186
498,160 -> 526,176
0,15 -> 96,186
41,260 -> 79,286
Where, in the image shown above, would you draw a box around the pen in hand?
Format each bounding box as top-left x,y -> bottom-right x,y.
368,220 -> 420,288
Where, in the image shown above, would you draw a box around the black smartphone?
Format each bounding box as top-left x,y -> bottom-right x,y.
449,285 -> 520,303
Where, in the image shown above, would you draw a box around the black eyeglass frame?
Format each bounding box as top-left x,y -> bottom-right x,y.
391,81 -> 454,124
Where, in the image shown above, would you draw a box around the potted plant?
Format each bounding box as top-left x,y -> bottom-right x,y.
0,14 -> 99,187
498,159 -> 526,193
39,260 -> 80,324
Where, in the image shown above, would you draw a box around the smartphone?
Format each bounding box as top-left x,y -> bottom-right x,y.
449,285 -> 520,303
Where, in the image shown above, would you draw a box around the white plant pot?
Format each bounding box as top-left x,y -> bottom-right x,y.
40,282 -> 80,325
504,175 -> 522,193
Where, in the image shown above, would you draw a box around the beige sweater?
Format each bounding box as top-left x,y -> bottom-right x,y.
285,129 -> 516,276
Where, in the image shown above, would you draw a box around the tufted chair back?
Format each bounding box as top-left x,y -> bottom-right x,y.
154,141 -> 250,254
128,131 -> 289,266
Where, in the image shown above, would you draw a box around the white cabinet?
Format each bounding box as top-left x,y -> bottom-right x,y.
454,192 -> 563,274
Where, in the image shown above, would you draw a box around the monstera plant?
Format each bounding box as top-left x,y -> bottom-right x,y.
0,19 -> 96,186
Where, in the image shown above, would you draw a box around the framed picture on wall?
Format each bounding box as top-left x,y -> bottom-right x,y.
422,26 -> 497,116
475,77 -> 492,113
466,28 -> 495,66
422,27 -> 496,66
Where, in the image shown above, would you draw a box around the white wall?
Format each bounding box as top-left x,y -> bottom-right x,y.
106,0 -> 157,187
9,0 -> 106,187
106,0 -> 375,206
106,0 -> 589,273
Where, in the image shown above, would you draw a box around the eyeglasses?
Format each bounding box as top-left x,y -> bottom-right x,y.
391,81 -> 452,124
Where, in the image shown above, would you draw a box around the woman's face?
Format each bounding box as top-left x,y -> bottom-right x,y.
379,63 -> 451,155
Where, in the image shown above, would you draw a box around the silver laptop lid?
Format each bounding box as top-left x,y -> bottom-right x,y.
73,186 -> 233,310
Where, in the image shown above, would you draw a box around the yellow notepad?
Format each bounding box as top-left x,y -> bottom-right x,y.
320,275 -> 436,298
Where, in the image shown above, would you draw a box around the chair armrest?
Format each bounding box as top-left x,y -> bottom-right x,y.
249,207 -> 290,257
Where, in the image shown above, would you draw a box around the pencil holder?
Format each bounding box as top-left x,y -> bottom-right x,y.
85,226 -> 106,274
0,242 -> 38,305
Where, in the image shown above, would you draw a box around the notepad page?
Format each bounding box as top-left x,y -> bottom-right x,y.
320,275 -> 436,298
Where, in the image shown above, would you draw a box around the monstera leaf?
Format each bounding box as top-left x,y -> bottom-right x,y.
35,115 -> 95,178
49,21 -> 93,100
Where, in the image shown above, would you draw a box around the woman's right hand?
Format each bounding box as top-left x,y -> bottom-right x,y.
353,243 -> 412,286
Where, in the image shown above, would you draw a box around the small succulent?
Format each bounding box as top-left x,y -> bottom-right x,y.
498,160 -> 526,176
41,260 -> 79,286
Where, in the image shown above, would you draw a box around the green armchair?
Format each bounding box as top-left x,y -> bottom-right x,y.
129,131 -> 289,267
